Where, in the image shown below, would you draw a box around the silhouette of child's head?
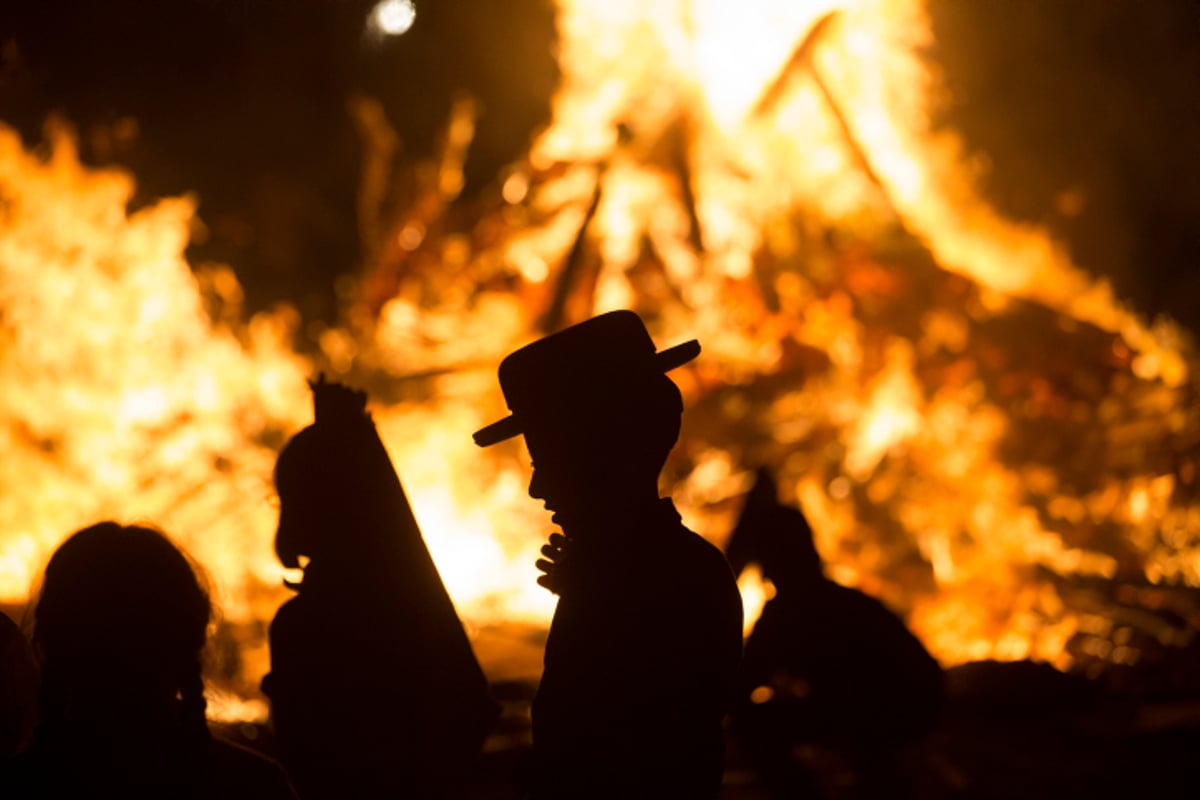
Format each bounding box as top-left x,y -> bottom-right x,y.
474,311 -> 698,520
33,522 -> 211,732
273,377 -> 397,570
275,425 -> 353,568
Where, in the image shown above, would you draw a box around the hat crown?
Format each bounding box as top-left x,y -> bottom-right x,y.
498,310 -> 658,393
473,310 -> 699,447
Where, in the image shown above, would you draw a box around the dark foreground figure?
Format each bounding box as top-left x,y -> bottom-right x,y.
0,611 -> 37,761
726,470 -> 945,799
264,377 -> 497,799
1,522 -> 296,799
475,310 -> 744,799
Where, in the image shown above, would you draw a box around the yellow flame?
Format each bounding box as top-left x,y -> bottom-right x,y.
0,122 -> 311,618
737,564 -> 776,637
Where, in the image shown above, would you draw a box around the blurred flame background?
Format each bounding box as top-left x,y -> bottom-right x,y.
2,0 -> 1199,722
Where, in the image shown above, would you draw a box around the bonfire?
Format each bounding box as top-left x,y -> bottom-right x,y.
1,0 -> 1198,725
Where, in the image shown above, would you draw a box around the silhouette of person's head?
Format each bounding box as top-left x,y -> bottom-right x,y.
726,468 -> 823,590
273,377 -> 400,571
32,521 -> 211,741
474,311 -> 699,527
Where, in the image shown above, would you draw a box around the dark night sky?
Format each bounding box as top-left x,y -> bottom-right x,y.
1,0 -> 1197,332
0,0 -> 559,321
929,1 -> 1200,333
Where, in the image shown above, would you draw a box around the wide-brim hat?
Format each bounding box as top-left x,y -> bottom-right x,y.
473,310 -> 700,447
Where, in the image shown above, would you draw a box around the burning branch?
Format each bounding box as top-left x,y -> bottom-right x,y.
752,10 -> 897,217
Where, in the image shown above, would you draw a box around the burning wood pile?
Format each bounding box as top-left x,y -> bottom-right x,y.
1,0 -> 1199,728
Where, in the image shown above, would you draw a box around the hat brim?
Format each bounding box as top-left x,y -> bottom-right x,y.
472,415 -> 524,448
472,339 -> 700,447
655,338 -> 701,372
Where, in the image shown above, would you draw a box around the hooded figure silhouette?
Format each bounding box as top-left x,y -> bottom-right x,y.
476,310 -> 743,799
264,377 -> 498,799
726,469 -> 944,799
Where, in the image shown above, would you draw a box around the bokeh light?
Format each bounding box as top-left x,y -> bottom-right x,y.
370,0 -> 416,37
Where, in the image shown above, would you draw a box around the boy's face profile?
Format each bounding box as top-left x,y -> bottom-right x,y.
524,423 -> 598,523
523,406 -> 665,530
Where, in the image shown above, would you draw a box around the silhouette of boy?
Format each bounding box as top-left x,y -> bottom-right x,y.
264,377 -> 498,799
474,310 -> 743,799
725,469 -> 944,799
